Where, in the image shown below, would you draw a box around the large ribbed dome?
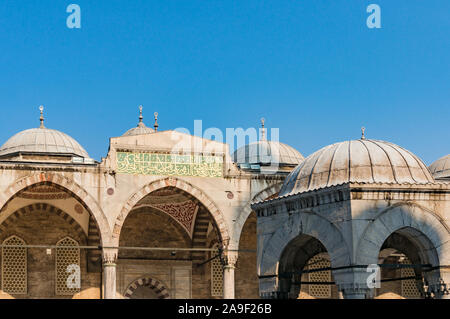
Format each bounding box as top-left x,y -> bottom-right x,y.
429,155 -> 450,180
0,128 -> 89,158
280,139 -> 434,196
233,140 -> 305,166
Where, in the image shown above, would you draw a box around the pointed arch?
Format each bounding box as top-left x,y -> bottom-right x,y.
113,177 -> 229,246
0,173 -> 112,245
0,203 -> 87,245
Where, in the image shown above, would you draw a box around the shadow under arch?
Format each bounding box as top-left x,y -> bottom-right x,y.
113,177 -> 230,246
0,173 -> 111,246
278,234 -> 336,298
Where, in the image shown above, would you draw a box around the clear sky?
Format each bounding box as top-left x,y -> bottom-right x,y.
0,1 -> 448,164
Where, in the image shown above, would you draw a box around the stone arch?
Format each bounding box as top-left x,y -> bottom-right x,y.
233,183 -> 283,249
113,177 -> 230,246
0,173 -> 111,245
259,211 -> 350,278
0,203 -> 87,245
123,276 -> 170,299
258,211 -> 350,298
355,203 -> 450,267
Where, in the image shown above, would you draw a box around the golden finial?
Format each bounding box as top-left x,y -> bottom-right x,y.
361,127 -> 366,140
154,112 -> 159,132
39,105 -> 45,128
260,117 -> 266,141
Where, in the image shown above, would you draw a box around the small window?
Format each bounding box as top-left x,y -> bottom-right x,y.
56,237 -> 80,295
211,244 -> 223,297
2,236 -> 27,294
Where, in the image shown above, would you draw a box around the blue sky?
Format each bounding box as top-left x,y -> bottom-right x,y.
0,1 -> 448,164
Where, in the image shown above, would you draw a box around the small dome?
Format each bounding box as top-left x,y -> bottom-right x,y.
280,139 -> 434,196
233,140 -> 305,167
123,124 -> 154,137
123,105 -> 155,136
0,128 -> 89,158
429,155 -> 450,180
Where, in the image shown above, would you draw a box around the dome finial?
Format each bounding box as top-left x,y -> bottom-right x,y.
361,127 -> 366,140
39,105 -> 45,128
260,117 -> 266,141
138,105 -> 145,127
154,112 -> 159,132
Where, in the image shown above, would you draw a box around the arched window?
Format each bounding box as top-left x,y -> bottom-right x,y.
1,236 -> 27,294
56,237 -> 80,295
307,254 -> 331,298
210,244 -> 223,297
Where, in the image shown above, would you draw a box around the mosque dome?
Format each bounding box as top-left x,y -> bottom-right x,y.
0,106 -> 89,159
0,128 -> 89,158
233,140 -> 304,167
122,106 -> 155,136
232,118 -> 304,168
428,155 -> 450,180
279,138 -> 434,197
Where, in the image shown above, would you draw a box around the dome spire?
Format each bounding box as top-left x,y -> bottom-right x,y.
361,127 -> 366,140
39,105 -> 45,129
260,118 -> 266,141
154,112 -> 159,132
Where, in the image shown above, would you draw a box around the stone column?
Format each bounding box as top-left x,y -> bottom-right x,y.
223,251 -> 238,299
102,248 -> 118,299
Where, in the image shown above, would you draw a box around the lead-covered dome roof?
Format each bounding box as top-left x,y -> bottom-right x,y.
0,107 -> 89,159
280,139 -> 434,196
233,140 -> 304,166
429,155 -> 450,180
0,128 -> 89,158
232,118 -> 304,167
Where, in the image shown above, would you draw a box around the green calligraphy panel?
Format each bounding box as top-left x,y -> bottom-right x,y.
116,152 -> 223,177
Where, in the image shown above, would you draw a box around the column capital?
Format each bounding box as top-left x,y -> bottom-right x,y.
223,250 -> 238,268
102,248 -> 118,266
338,283 -> 371,299
333,267 -> 372,299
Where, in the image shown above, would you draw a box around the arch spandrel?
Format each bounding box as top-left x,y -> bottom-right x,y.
232,182 -> 283,250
